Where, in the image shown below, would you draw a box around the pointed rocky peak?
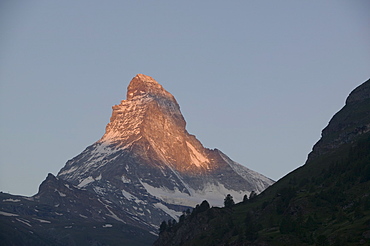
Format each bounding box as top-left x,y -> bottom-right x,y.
126,74 -> 174,101
35,173 -> 59,196
99,74 -> 186,144
42,173 -> 58,185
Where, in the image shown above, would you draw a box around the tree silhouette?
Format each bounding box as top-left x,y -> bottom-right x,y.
198,200 -> 210,213
243,194 -> 249,203
224,194 -> 235,208
249,191 -> 257,200
159,220 -> 167,233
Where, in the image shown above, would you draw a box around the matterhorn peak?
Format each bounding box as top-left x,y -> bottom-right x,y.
126,74 -> 174,101
57,74 -> 273,234
98,74 -> 185,144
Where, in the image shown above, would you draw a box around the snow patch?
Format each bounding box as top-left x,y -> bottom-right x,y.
98,199 -> 125,223
64,184 -> 72,190
58,166 -> 77,176
186,141 -> 209,167
16,218 -> 32,227
103,224 -> 113,228
195,183 -> 246,207
33,218 -> 51,223
0,211 -> 18,217
93,186 -> 106,196
121,189 -> 136,200
141,181 -> 246,207
121,189 -> 145,204
2,198 -> 21,202
154,203 -> 182,219
55,189 -> 66,197
96,173 -> 102,180
78,176 -> 95,187
121,175 -> 131,183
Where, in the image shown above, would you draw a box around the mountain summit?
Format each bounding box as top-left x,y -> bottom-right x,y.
99,74 -> 186,150
57,74 -> 273,231
126,74 -> 175,101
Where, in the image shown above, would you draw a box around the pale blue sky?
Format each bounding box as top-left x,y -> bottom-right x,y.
1,1 -> 369,196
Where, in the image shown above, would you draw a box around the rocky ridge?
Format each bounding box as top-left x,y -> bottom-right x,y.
308,79 -> 370,161
57,74 -> 273,230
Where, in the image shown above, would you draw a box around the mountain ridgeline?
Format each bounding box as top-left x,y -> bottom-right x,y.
0,74 -> 273,246
154,78 -> 370,246
56,74 -> 273,228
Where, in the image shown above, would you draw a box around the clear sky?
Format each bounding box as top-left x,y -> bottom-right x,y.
1,1 -> 369,196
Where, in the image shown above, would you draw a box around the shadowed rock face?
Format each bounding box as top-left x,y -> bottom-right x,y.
57,74 -> 274,231
346,79 -> 370,105
308,79 -> 370,161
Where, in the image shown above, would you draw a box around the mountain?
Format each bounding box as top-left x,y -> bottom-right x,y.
57,73 -> 273,228
154,78 -> 370,246
0,74 -> 273,245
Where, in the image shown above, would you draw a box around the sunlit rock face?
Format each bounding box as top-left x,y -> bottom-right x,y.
57,74 -> 274,231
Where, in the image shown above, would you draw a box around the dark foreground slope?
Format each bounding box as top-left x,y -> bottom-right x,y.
154,78 -> 370,246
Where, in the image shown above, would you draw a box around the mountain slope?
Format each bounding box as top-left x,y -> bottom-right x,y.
0,175 -> 156,246
56,74 -> 273,230
154,78 -> 370,246
0,74 -> 273,245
